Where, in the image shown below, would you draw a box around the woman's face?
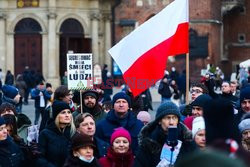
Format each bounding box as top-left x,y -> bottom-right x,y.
58,109 -> 72,124
75,146 -> 94,160
194,129 -> 206,149
112,137 -> 130,154
0,124 -> 8,141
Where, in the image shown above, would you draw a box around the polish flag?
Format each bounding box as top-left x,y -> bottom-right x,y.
109,0 -> 189,96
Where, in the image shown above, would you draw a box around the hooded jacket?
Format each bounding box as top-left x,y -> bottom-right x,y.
95,109 -> 143,155
133,122 -> 196,167
99,147 -> 134,167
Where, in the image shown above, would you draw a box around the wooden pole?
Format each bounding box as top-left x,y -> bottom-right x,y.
185,53 -> 189,104
80,90 -> 83,113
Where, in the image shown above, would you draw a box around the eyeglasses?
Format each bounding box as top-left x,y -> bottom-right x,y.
190,89 -> 202,94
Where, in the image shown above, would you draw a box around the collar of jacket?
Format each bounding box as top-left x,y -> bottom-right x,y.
106,109 -> 137,128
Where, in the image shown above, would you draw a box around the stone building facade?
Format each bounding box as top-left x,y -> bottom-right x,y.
114,0 -> 248,80
0,0 -> 112,85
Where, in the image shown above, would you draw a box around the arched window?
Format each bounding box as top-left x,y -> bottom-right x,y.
60,18 -> 84,34
15,18 -> 42,33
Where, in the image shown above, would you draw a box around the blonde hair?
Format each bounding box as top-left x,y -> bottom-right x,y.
55,112 -> 76,137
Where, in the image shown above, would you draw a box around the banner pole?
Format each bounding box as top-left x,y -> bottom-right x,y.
185,53 -> 189,104
80,90 -> 83,114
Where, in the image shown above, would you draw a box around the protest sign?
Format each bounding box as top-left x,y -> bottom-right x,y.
67,53 -> 93,90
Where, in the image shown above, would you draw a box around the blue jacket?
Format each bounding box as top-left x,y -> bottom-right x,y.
31,88 -> 51,109
95,109 -> 143,155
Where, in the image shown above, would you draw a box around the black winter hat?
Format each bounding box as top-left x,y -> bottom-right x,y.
112,92 -> 131,107
71,132 -> 95,150
240,86 -> 250,103
191,94 -> 212,108
2,85 -> 19,99
82,90 -> 99,100
52,100 -> 71,120
203,98 -> 240,145
0,117 -> 5,126
155,101 -> 181,122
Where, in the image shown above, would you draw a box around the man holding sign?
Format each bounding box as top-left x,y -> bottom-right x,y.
73,90 -> 106,122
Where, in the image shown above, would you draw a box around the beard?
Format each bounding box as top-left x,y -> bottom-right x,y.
86,102 -> 95,108
243,138 -> 250,144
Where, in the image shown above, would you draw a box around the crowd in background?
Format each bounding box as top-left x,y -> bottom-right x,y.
0,64 -> 250,167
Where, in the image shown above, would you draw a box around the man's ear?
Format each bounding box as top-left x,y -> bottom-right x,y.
73,150 -> 78,157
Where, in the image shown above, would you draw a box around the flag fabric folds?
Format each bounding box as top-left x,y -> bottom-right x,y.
109,0 -> 189,97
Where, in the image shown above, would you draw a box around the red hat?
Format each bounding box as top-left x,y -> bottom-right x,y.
110,127 -> 131,145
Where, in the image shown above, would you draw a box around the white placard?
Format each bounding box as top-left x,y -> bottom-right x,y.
67,53 -> 93,90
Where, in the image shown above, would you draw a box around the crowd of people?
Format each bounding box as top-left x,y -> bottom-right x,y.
0,65 -> 250,167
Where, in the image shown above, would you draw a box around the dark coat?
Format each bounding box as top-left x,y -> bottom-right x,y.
133,122 -> 196,167
36,122 -> 72,167
95,109 -> 143,155
64,156 -> 100,167
141,89 -> 153,111
126,90 -> 144,115
158,80 -> 172,98
39,105 -> 53,132
94,136 -> 109,158
5,73 -> 14,85
0,136 -> 24,167
73,104 -> 106,123
99,147 -> 134,167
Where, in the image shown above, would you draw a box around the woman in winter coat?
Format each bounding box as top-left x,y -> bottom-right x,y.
0,117 -> 24,167
36,100 -> 76,167
64,132 -> 100,167
99,127 -> 134,167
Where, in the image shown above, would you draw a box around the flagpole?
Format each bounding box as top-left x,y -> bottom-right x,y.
185,53 -> 189,104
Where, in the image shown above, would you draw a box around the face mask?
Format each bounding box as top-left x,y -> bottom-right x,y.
78,154 -> 94,163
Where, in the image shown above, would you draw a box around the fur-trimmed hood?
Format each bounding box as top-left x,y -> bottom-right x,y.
138,121 -> 192,154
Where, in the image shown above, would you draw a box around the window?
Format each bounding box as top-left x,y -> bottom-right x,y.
238,33 -> 246,43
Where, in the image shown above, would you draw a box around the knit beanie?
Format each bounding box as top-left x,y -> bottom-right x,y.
52,100 -> 71,120
71,133 -> 95,150
0,117 -> 5,126
192,117 -> 205,138
2,85 -> 19,99
137,111 -> 151,123
155,101 -> 181,122
110,127 -> 131,145
191,94 -> 212,108
238,113 -> 250,134
240,86 -> 250,103
112,92 -> 131,107
82,90 -> 99,100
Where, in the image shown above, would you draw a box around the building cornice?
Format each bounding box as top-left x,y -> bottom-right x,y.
190,19 -> 222,25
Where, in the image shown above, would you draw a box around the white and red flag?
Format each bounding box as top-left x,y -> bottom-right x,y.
109,0 -> 189,96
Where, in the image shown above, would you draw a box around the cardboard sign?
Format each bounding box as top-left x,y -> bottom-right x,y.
67,53 -> 93,90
